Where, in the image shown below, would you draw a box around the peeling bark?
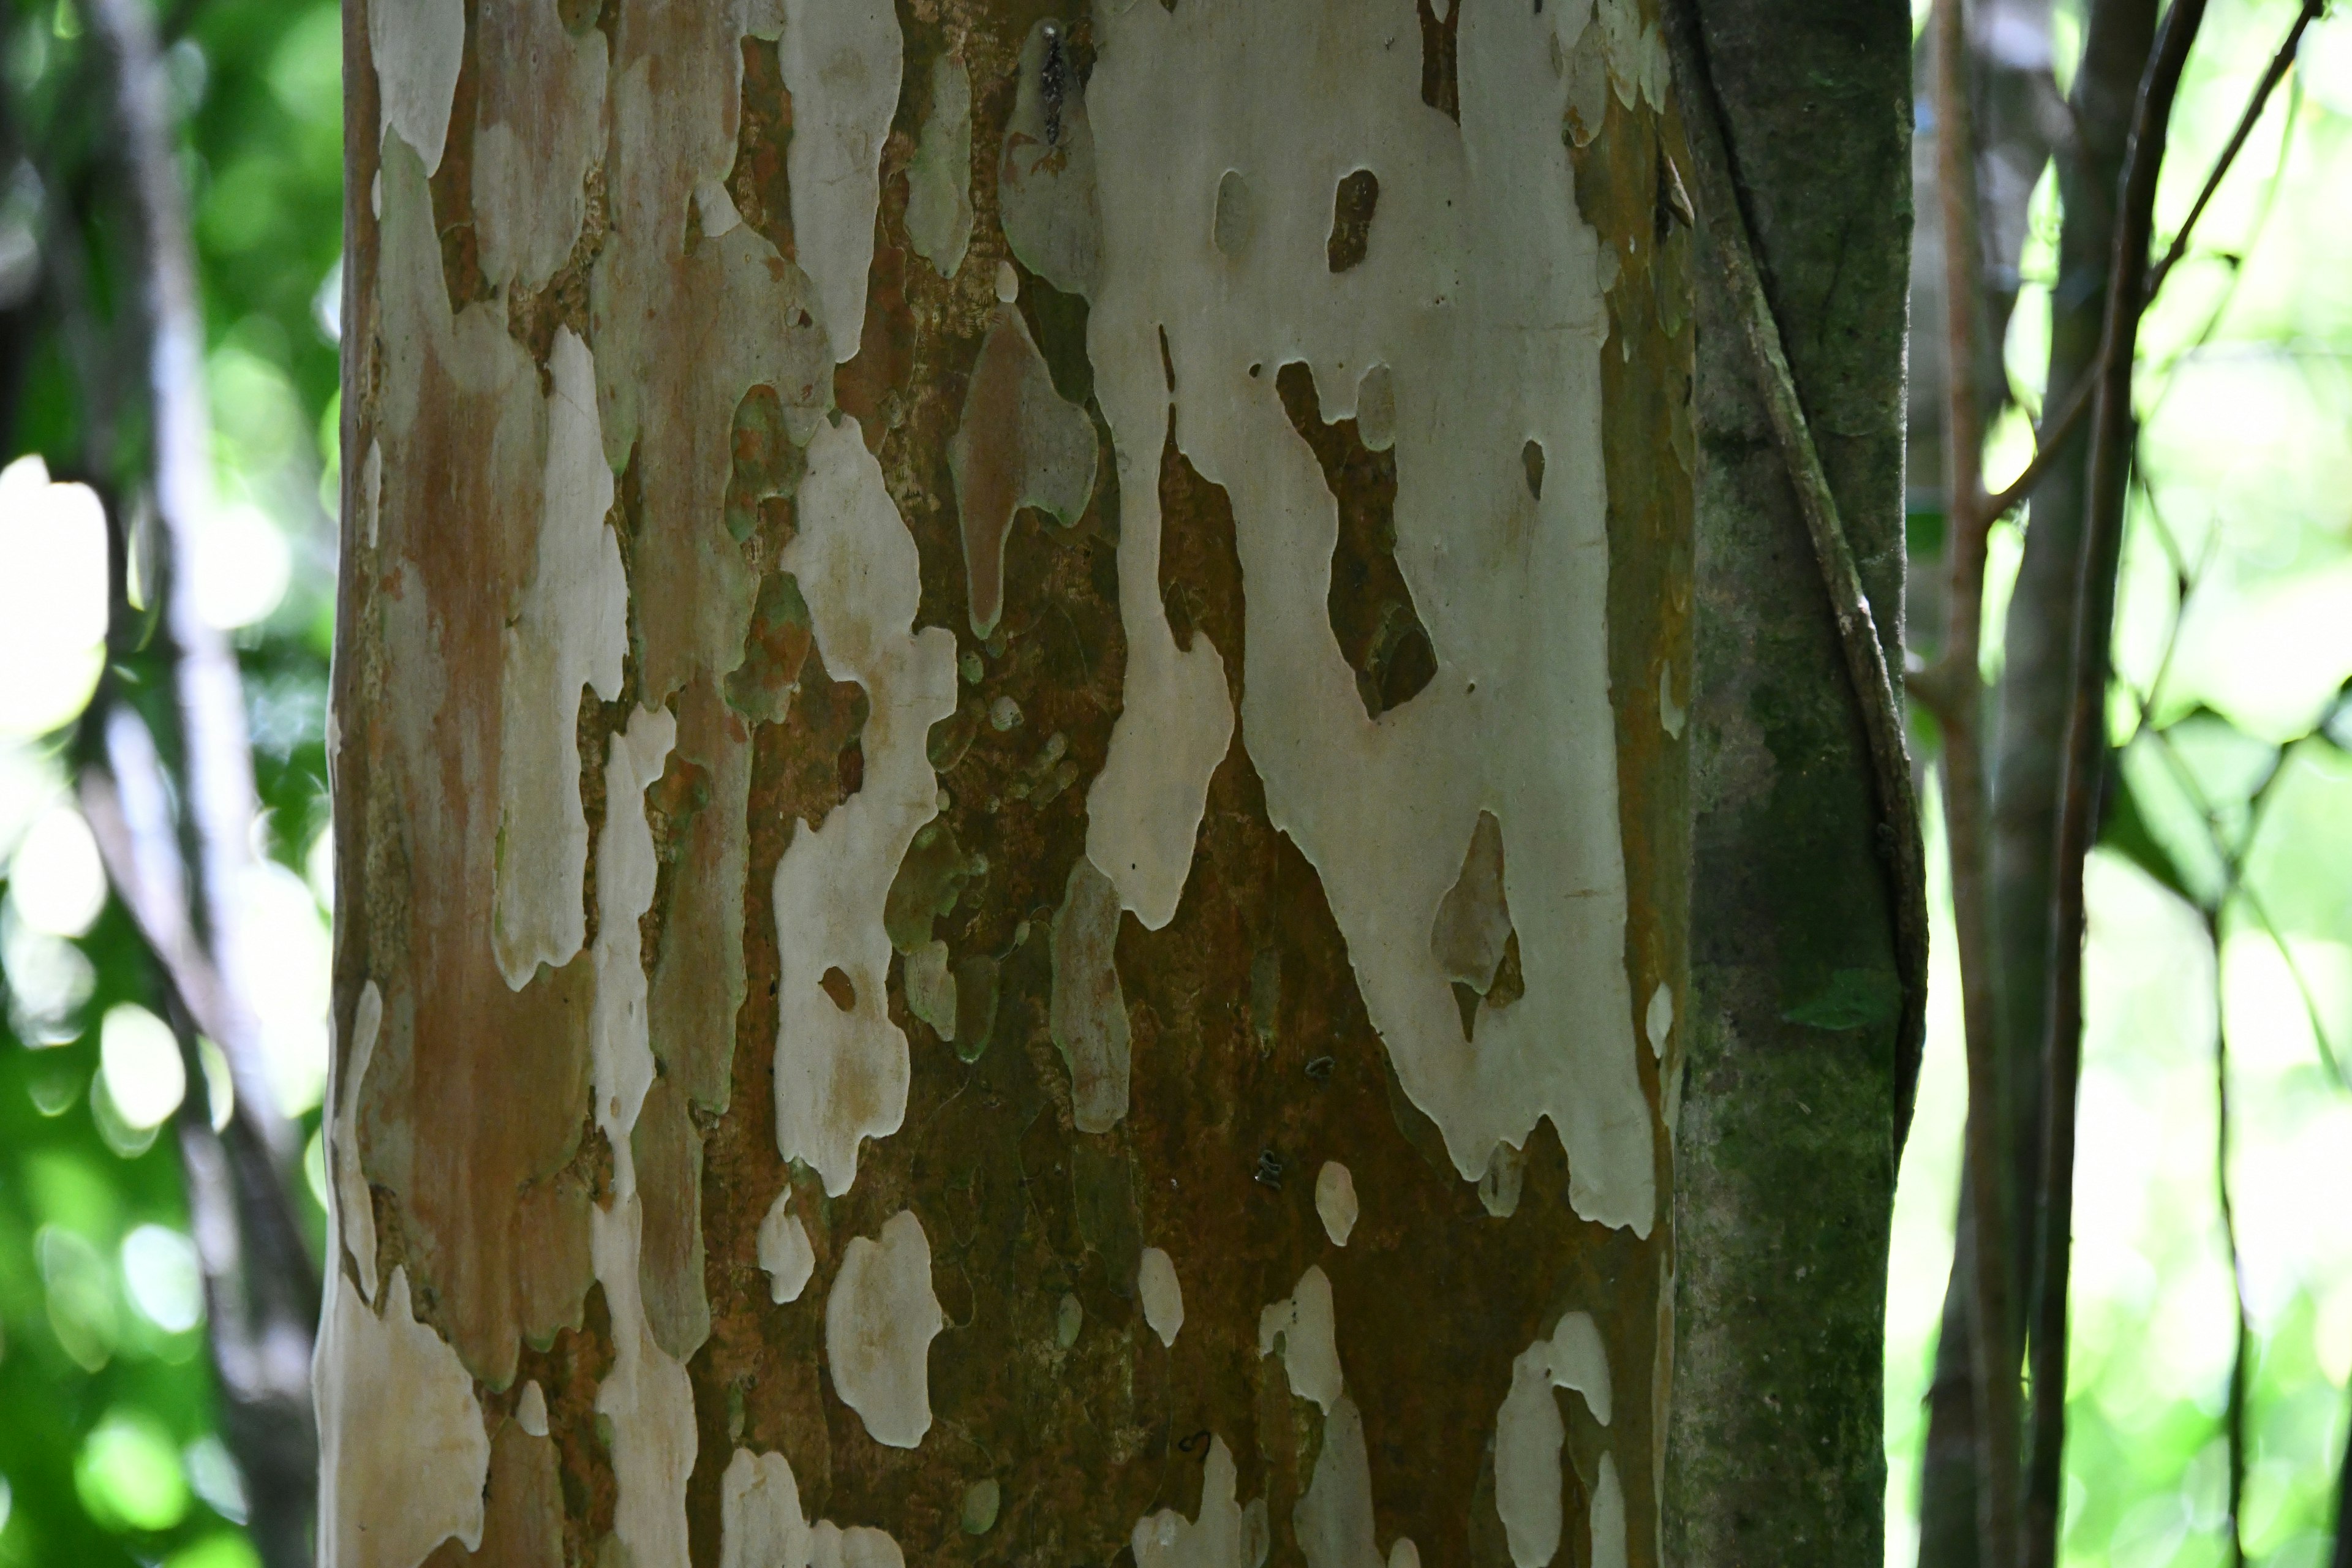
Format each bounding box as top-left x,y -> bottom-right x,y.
317,0 -> 1917,1559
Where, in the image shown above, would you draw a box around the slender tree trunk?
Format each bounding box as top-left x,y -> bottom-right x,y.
321,1 -> 1901,1562
1665,0 -> 1913,1557
1915,0 -> 2157,1555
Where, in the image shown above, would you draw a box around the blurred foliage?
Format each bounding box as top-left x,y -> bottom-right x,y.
1893,0 -> 2352,1561
0,0 -> 341,1558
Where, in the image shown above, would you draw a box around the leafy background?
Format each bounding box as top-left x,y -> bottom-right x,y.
0,0 -> 2347,1562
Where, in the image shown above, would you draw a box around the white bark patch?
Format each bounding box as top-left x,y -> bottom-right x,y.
1049,855 -> 1133,1132
1087,0 -> 1653,1234
812,1523 -> 908,1568
1133,1437 -> 1263,1568
516,1379 -> 550,1438
472,0 -> 606,291
1645,982 -> 1673,1059
493,327 -> 628,990
1493,1312 -> 1612,1568
369,0 -> 464,175
906,54 -> 974,278
588,707 -> 699,1568
1589,1455 -> 1629,1568
948,303 -> 1098,639
1314,1162 -> 1359,1247
1136,1246 -> 1184,1347
771,420 -> 959,1195
1387,1540 -> 1420,1568
781,0 -> 905,363
998,21 -> 1104,298
331,979 -> 383,1303
1257,1265 -> 1341,1412
905,940 -> 957,1041
721,1446 -> 911,1568
1657,660 -> 1685,739
315,1266 -> 489,1568
361,439 -> 382,550
825,1210 -> 945,1449
1295,1396 -> 1384,1568
722,1448 -> 810,1568
758,1188 -> 818,1305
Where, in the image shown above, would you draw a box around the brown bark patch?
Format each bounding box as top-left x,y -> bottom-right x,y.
1275,361 -> 1437,719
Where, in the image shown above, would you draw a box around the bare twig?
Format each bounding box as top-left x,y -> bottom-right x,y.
2146,0 -> 2323,300
2026,1 -> 2211,1559
1984,5 -> 2309,526
1660,0 -> 1931,1145
2207,904 -> 2250,1568
1918,0 -> 2031,1553
1985,371 -> 2096,521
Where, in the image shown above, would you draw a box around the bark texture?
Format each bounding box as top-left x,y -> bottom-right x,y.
1665,0 -> 1912,1558
325,1 -> 1722,1566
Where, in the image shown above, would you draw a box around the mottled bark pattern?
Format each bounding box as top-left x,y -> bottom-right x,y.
328,1 -> 1702,1566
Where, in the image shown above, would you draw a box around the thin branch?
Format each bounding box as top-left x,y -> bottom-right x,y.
1920,0 -> 2032,1552
2145,0 -> 2322,300
1985,370 -> 2096,521
1660,0 -> 1931,1147
2209,904 -> 2250,1568
2026,4 -> 2213,1559
1984,9 -> 2309,525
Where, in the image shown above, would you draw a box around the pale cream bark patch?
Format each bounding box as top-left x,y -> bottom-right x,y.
330,979 -> 382,1303
1589,1455 -> 1629,1568
1136,1246 -> 1183,1348
493,327 -> 628,990
722,1447 -> 810,1568
314,1265 -> 489,1568
1257,1265 -> 1341,1412
589,708 -> 698,1568
720,1444 -> 911,1568
758,1188 -> 818,1305
1295,1396 -> 1385,1568
824,1210 -> 945,1449
471,0 -> 606,292
1313,1161 -> 1358,1248
1645,982 -> 1673,1058
1493,1311 -> 1613,1568
1086,0 -> 1653,1233
1657,660 -> 1686,739
516,1379 -> 550,1438
1132,1438 -> 1265,1568
780,0 -> 903,363
369,0 -> 463,176
906,53 -> 974,279
771,420 -> 959,1194
1049,854 -> 1133,1133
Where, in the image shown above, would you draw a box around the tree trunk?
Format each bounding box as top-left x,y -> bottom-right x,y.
320,1 -> 1899,1563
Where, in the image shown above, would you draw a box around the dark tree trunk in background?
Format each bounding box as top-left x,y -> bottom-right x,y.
1667,0 -> 1914,1557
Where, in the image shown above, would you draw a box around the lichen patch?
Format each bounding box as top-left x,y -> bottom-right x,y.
1050,855 -> 1134,1133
